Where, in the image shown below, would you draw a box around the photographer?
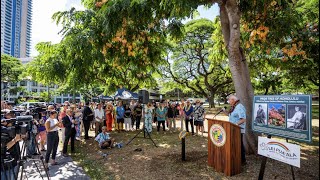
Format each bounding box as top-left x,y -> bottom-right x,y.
1,133 -> 24,180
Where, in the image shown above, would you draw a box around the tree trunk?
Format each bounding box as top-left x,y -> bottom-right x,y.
264,87 -> 269,95
219,0 -> 257,154
208,94 -> 215,108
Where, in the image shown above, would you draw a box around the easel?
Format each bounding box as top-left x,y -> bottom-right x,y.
258,135 -> 296,180
126,104 -> 157,147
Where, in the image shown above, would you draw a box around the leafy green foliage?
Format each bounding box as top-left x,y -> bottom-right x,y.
1,54 -> 23,82
159,18 -> 232,107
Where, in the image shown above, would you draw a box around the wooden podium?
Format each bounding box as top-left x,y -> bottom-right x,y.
207,118 -> 241,176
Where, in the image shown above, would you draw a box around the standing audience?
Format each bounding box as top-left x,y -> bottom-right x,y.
134,102 -> 143,130
116,101 -> 125,132
94,103 -> 104,136
184,100 -> 194,135
45,110 -> 60,169
124,104 -> 132,131
156,102 -> 167,133
144,103 -> 154,133
82,102 -> 94,140
62,109 -> 77,156
193,100 -> 206,137
105,102 -> 114,131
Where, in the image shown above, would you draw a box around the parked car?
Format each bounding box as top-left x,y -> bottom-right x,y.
15,102 -> 47,110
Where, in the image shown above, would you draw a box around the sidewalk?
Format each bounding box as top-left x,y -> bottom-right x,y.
20,146 -> 90,180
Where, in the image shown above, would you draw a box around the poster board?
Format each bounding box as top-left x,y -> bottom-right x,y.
252,95 -> 312,142
258,137 -> 300,168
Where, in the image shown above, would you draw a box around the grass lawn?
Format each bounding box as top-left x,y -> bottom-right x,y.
70,101 -> 319,180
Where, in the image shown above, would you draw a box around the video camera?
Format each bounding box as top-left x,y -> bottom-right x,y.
1,115 -> 33,139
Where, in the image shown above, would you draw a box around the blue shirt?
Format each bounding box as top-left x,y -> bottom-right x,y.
184,105 -> 194,116
95,132 -> 110,146
156,107 -> 167,121
116,106 -> 125,119
229,103 -> 246,133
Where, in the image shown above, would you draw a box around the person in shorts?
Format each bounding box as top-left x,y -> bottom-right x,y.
95,126 -> 115,149
193,100 -> 206,136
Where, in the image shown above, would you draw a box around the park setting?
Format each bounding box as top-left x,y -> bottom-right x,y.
1,0 -> 319,180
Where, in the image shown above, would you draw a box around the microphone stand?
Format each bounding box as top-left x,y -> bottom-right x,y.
212,110 -> 223,119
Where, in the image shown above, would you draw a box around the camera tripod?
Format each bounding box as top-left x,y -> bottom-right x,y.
126,110 -> 157,147
16,131 -> 49,180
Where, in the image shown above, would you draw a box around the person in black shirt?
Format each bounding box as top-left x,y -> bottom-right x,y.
167,103 -> 177,132
134,102 -> 143,130
1,134 -> 23,180
82,102 -> 94,140
123,104 -> 132,131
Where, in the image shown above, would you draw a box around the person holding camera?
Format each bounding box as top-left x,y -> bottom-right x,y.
1,133 -> 24,180
44,110 -> 61,169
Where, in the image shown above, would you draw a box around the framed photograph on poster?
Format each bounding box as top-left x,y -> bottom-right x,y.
268,103 -> 286,128
253,103 -> 268,125
252,95 -> 312,142
287,104 -> 308,131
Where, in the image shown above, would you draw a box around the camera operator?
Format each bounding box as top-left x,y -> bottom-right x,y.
1,132 -> 25,180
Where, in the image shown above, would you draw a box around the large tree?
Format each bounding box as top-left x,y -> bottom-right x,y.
84,0 -> 310,153
160,18 -> 232,108
1,54 -> 23,82
27,8 -> 164,95
33,0 -> 309,153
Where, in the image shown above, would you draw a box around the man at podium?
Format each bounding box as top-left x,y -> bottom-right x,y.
223,95 -> 247,165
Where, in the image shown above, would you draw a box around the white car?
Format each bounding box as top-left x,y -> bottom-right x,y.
15,102 -> 47,110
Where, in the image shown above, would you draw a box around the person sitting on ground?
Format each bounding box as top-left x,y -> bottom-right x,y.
95,126 -> 115,149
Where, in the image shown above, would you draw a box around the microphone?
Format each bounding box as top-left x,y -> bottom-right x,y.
219,106 -> 227,113
213,106 -> 227,118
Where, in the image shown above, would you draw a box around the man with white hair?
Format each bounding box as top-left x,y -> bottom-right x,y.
223,94 -> 247,165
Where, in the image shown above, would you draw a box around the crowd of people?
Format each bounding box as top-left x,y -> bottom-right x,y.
1,94 -> 248,178
1,99 -> 207,169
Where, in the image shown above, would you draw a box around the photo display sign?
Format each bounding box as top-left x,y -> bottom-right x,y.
252,95 -> 312,142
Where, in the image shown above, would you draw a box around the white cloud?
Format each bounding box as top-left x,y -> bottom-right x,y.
30,0 -> 84,57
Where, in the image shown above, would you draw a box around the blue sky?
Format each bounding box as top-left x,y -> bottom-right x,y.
30,1 -> 219,56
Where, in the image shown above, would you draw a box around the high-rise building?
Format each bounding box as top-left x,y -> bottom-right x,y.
1,0 -> 32,58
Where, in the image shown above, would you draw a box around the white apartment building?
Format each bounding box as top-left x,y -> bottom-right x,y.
1,57 -> 82,103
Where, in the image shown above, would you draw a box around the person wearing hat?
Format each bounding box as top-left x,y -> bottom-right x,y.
193,100 -> 206,136
184,100 -> 194,135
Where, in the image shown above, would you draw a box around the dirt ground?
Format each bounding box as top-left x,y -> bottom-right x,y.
71,117 -> 319,180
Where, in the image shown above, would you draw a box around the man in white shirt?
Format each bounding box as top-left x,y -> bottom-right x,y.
287,106 -> 306,130
94,103 -> 104,136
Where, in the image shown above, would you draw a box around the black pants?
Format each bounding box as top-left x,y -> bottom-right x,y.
45,131 -> 59,163
136,116 -> 141,129
241,134 -> 246,163
63,128 -> 76,154
83,120 -> 91,139
157,121 -> 165,131
185,117 -> 194,134
131,115 -> 136,127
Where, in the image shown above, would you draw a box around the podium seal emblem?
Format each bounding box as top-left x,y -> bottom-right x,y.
209,124 -> 226,147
